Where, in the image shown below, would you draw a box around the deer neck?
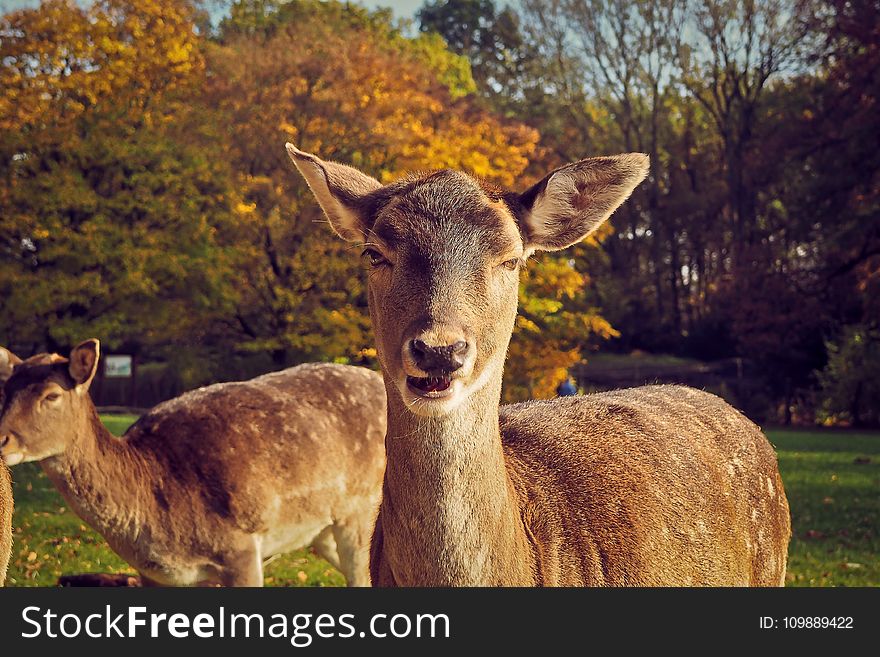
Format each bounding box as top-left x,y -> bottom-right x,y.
40,402 -> 151,550
381,376 -> 534,586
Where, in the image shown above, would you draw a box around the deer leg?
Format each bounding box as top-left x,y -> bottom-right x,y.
311,525 -> 342,571
220,537 -> 264,587
331,517 -> 372,587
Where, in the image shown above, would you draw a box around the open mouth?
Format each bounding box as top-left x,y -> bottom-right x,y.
406,375 -> 454,398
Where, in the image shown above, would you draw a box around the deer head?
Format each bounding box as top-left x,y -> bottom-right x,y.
287,144 -> 648,417
0,339 -> 100,465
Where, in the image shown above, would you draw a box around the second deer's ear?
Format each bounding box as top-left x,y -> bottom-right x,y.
518,154 -> 649,253
0,347 -> 22,384
285,143 -> 382,242
69,339 -> 100,390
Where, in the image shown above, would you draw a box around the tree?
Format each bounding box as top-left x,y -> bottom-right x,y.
675,0 -> 816,264
417,0 -> 532,112
0,0 -> 241,354
207,0 -> 539,370
819,325 -> 880,427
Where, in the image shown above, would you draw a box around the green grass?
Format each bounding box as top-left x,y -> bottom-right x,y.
767,429 -> 879,587
99,414 -> 140,437
5,418 -> 878,586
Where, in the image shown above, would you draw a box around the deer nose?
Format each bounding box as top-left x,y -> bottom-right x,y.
409,338 -> 470,374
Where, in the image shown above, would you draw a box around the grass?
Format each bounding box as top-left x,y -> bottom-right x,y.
4,418 -> 878,586
767,428 -> 879,587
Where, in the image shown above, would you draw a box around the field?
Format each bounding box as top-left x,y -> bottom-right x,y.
4,418 -> 878,587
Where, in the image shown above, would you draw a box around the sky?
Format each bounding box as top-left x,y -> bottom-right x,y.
363,0 -> 423,17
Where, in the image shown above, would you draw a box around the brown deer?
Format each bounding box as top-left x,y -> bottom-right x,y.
287,143 -> 791,586
0,340 -> 386,586
0,348 -> 19,586
0,462 -> 10,586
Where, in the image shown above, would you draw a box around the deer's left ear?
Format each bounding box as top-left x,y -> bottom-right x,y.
69,339 -> 100,390
518,154 -> 649,253
285,143 -> 382,242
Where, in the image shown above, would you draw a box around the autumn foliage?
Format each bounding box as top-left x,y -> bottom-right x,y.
0,0 -> 591,399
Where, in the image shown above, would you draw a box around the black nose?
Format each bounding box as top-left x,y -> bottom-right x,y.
409,339 -> 469,374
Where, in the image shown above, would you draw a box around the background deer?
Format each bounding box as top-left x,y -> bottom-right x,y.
288,142 -> 792,586
0,348 -> 18,586
0,340 -> 386,586
0,462 -> 10,586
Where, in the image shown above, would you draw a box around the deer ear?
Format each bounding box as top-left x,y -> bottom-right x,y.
518,154 -> 649,253
0,347 -> 22,384
285,143 -> 381,242
69,339 -> 100,389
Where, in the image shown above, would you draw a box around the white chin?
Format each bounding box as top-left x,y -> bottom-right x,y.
3,452 -> 24,466
399,380 -> 467,417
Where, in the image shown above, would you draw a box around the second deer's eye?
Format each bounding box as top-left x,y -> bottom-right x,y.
44,392 -> 61,402
500,258 -> 520,271
361,248 -> 390,267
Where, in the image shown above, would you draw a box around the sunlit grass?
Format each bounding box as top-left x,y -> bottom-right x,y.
768,429 -> 879,587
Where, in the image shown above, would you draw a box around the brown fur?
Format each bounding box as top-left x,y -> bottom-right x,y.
0,347 -> 19,586
496,387 -> 789,585
0,460 -> 11,586
0,342 -> 387,586
287,144 -> 791,587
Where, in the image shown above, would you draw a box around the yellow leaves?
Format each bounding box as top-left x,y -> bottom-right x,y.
1,0 -> 204,136
503,340 -> 581,402
235,201 -> 257,215
395,113 -> 538,187
515,316 -> 541,333
505,247 -> 619,401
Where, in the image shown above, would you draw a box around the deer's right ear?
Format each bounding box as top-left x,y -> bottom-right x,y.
518,154 -> 649,254
0,347 -> 22,384
69,339 -> 100,390
285,143 -> 381,242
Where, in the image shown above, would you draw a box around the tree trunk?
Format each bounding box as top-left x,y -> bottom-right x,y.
851,380 -> 863,428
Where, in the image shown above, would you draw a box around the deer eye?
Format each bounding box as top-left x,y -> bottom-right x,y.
500,258 -> 520,271
361,248 -> 390,267
44,392 -> 61,403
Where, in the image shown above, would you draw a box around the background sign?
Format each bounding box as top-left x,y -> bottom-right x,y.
104,355 -> 133,378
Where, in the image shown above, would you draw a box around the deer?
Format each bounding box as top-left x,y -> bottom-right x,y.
0,348 -> 17,586
0,340 -> 387,586
0,461 -> 10,586
286,142 -> 792,586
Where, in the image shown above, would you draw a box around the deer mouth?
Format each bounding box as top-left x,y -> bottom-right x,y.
406,375 -> 454,398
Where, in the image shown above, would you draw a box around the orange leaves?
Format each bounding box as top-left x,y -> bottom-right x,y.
206,3 -> 540,364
